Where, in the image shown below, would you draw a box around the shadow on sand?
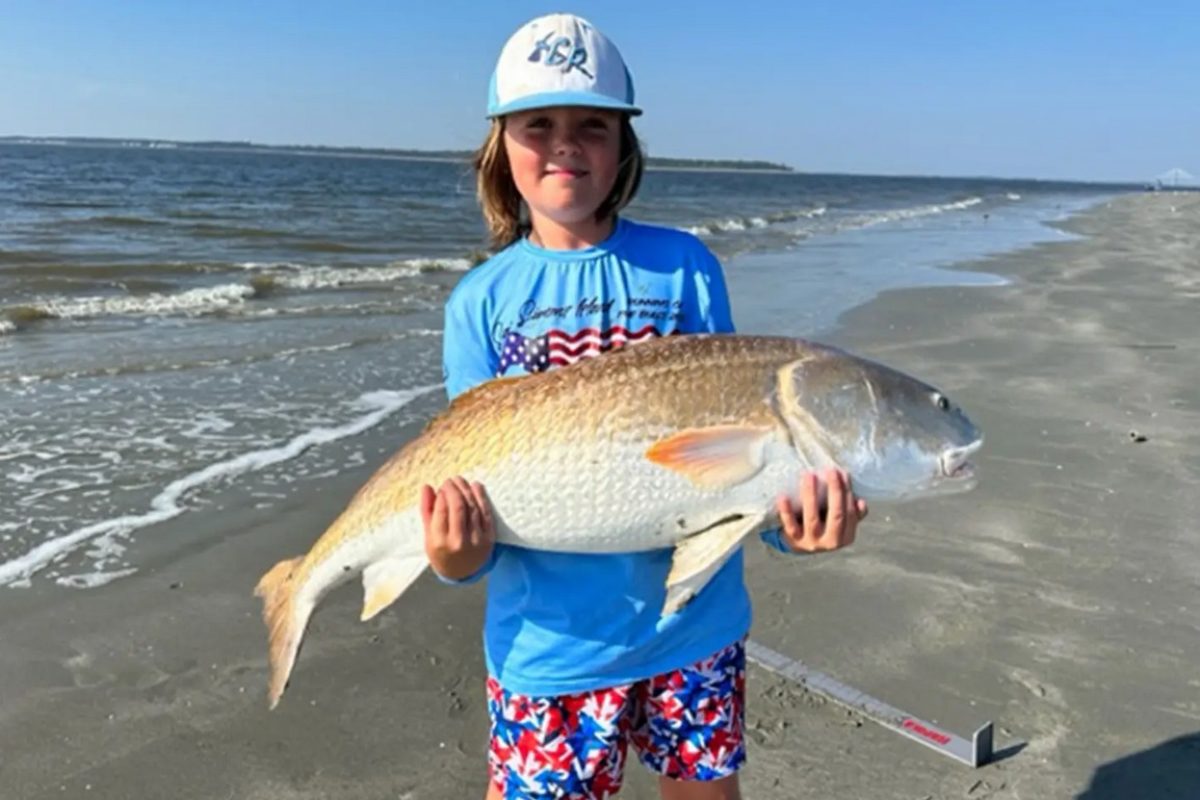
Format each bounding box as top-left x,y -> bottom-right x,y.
1075,731 -> 1200,800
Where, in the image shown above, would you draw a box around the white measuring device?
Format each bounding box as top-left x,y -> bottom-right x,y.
746,640 -> 1001,768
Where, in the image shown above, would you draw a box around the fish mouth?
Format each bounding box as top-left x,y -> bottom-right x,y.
939,438 -> 983,480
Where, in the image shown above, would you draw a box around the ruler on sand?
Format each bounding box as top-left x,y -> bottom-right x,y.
745,640 -> 996,768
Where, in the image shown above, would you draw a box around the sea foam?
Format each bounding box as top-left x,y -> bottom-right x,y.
0,385 -> 441,588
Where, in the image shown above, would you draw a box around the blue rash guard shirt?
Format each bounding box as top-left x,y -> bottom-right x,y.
439,217 -> 795,696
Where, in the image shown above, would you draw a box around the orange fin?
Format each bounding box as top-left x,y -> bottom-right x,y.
253,555 -> 310,710
360,555 -> 428,622
645,425 -> 775,489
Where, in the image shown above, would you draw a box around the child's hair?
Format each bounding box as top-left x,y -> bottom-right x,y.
473,115 -> 645,250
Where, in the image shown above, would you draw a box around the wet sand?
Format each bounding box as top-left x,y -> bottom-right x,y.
2,192 -> 1198,799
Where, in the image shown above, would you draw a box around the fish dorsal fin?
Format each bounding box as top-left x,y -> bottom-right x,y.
360,555 -> 429,622
645,425 -> 776,490
663,511 -> 769,615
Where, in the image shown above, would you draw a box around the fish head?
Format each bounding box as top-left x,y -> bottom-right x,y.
776,348 -> 983,501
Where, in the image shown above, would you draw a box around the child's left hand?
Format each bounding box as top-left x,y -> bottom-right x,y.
775,468 -> 868,553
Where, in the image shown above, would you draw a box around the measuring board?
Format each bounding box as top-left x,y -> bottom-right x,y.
746,640 -> 998,768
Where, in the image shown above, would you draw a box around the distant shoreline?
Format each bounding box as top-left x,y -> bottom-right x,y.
0,135 -> 796,175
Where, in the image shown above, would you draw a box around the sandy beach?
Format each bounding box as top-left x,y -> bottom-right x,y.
2,192 -> 1198,799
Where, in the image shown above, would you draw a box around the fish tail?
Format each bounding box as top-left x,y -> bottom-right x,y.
253,555 -> 311,709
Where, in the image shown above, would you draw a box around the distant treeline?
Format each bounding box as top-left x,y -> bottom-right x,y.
0,136 -> 794,173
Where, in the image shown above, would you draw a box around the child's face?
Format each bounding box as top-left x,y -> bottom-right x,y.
503,106 -> 623,231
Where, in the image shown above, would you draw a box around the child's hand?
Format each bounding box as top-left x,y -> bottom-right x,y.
775,468 -> 867,553
420,477 -> 495,580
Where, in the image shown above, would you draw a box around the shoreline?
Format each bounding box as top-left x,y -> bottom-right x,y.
720,191 -> 1112,341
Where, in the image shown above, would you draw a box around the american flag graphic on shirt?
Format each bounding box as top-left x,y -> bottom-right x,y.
497,324 -> 666,376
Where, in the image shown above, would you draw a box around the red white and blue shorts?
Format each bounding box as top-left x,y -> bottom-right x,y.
486,639 -> 747,799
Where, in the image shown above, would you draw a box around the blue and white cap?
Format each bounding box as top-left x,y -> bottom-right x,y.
487,13 -> 641,118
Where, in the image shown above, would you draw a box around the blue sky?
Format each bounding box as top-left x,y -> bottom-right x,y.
1,1 -> 1196,182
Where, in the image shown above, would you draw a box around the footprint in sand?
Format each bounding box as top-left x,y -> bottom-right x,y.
1009,667 -> 1066,707
1007,667 -> 1072,760
63,650 -> 110,689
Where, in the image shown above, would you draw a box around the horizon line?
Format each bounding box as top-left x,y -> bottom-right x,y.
0,133 -> 1158,187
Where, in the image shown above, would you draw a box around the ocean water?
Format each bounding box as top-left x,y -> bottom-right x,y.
0,142 -> 1132,589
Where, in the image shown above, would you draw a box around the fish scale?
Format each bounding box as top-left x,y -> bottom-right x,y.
255,333 -> 982,708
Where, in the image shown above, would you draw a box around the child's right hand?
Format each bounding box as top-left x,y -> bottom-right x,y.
420,477 -> 495,581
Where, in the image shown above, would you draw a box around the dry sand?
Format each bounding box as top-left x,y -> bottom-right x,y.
1,193 -> 1197,799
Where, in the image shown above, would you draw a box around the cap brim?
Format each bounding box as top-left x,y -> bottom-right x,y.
487,90 -> 642,118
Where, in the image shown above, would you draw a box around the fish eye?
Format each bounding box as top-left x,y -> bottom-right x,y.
933,393 -> 950,411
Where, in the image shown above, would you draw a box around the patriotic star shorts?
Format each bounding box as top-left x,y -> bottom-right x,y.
485,639 -> 747,799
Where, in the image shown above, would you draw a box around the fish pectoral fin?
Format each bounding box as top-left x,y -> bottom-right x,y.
645,425 -> 776,490
663,511 -> 769,616
360,555 -> 429,622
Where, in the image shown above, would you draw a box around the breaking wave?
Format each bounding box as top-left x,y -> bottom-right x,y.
845,196 -> 984,229
684,197 -> 985,241
8,283 -> 256,321
1,257 -> 472,327
684,205 -> 826,236
243,257 -> 471,291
